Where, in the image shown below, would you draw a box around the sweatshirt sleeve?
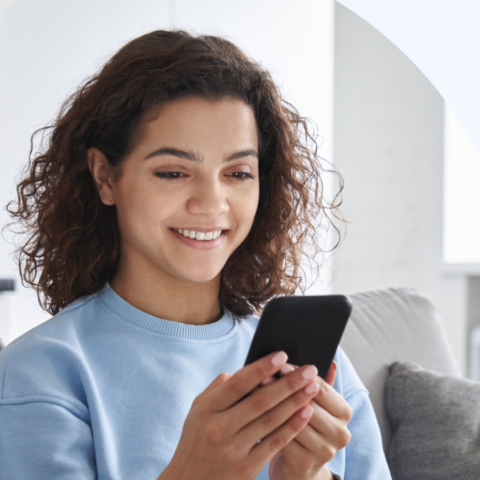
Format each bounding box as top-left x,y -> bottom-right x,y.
0,319 -> 97,480
343,389 -> 392,480
0,400 -> 96,480
328,347 -> 391,480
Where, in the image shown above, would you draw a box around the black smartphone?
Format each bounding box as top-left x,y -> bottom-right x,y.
244,295 -> 352,380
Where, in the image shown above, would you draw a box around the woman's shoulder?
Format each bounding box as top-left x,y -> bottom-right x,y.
0,291 -> 100,407
332,346 -> 369,399
239,311 -> 261,329
1,290 -> 98,357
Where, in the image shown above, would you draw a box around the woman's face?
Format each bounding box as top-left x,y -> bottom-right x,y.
100,96 -> 260,285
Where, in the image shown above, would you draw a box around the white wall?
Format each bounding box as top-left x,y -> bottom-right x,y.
332,3 -> 468,374
0,0 -> 15,20
0,0 -> 334,344
444,104 -> 480,264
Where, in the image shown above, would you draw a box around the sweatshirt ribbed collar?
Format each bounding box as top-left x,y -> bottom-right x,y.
98,282 -> 236,340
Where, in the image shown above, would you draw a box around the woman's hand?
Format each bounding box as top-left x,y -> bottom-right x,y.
158,351 -> 322,480
264,362 -> 353,480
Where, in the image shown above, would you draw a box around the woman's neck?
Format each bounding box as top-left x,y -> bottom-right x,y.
109,262 -> 223,326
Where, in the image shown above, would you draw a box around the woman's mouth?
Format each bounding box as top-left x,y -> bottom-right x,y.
171,228 -> 223,241
169,228 -> 227,250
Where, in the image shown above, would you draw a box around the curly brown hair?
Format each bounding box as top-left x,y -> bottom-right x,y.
5,30 -> 344,322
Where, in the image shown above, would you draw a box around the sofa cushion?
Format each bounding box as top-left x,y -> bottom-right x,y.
386,361 -> 480,480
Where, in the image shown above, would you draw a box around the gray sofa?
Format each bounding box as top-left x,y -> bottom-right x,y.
341,287 -> 480,480
340,287 -> 461,453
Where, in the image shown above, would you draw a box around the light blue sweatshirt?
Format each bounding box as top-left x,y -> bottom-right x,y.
0,282 -> 391,480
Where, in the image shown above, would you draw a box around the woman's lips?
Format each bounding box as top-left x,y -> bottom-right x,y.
170,228 -> 226,250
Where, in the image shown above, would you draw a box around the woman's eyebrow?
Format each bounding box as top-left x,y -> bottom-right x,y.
227,149 -> 258,161
144,147 -> 258,163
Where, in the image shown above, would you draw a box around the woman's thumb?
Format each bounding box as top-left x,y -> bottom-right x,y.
210,372 -> 232,390
193,372 -> 232,406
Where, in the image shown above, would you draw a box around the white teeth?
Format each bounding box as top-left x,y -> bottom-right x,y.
175,228 -> 222,241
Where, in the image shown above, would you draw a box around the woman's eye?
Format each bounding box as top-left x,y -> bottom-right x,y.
155,172 -> 186,180
155,171 -> 254,181
228,172 -> 255,180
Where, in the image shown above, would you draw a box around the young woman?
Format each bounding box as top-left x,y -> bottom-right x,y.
0,31 -> 391,480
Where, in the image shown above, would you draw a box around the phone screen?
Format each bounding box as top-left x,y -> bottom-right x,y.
244,295 -> 352,380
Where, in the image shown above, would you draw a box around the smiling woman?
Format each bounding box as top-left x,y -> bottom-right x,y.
5,30 -> 337,323
87,96 -> 261,325
0,30 -> 391,480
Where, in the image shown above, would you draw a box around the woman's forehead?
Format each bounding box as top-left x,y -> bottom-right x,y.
134,97 -> 259,152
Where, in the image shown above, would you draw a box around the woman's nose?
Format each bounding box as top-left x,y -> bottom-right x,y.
186,177 -> 229,218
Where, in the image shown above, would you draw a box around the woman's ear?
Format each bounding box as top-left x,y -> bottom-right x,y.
87,147 -> 116,206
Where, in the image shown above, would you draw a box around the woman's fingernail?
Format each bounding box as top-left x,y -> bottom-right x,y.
261,376 -> 275,386
305,381 -> 318,394
301,404 -> 313,418
272,351 -> 288,366
280,363 -> 295,374
302,365 -> 318,381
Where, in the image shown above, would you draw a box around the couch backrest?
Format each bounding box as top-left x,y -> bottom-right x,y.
339,287 -> 461,453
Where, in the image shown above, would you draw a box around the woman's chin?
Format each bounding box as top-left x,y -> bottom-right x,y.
176,267 -> 222,285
